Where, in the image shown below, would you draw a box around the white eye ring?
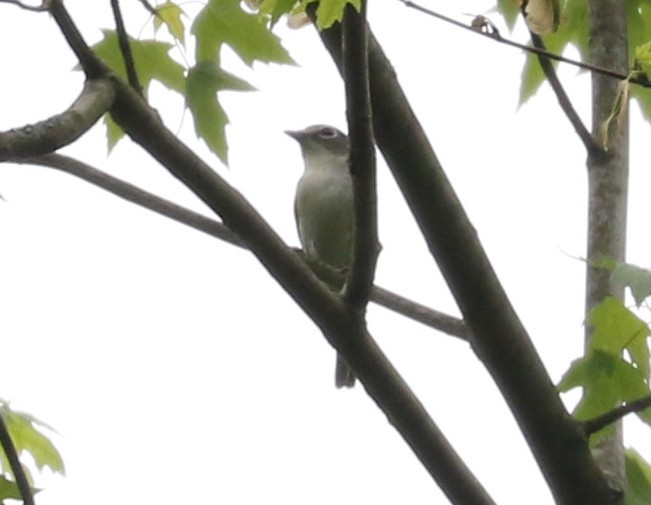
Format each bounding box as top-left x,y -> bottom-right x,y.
319,127 -> 337,138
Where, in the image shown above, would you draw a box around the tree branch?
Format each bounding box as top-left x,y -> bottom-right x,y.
582,395 -> 651,436
136,0 -> 158,17
0,78 -> 114,160
110,73 -> 498,505
529,32 -> 601,156
0,413 -> 34,505
110,0 -> 143,95
398,0 -> 651,88
0,0 -> 48,11
13,153 -> 468,339
39,3 -> 500,500
371,286 -> 469,339
342,1 -> 380,310
317,17 -> 617,505
21,153 -> 243,245
48,0 -> 107,79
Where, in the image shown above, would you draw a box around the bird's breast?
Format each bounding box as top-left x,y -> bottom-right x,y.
295,170 -> 354,268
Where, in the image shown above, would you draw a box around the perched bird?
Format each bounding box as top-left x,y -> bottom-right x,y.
286,124 -> 356,388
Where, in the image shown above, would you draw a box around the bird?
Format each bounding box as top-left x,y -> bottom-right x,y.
285,124 -> 356,388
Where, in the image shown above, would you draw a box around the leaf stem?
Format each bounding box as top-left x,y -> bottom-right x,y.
0,413 -> 34,505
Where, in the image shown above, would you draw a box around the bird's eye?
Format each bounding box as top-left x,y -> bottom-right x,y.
319,127 -> 337,139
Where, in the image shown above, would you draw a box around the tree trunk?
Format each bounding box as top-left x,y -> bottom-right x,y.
586,0 -> 630,491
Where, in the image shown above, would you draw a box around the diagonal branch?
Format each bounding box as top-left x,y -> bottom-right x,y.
16,153 -> 468,340
342,1 -> 380,310
317,17 -> 616,505
110,65 -> 498,505
529,32 -> 601,156
0,0 -> 47,11
399,0 -> 651,88
0,78 -> 114,160
46,2 -> 494,498
110,0 -> 143,95
21,153 -> 243,245
136,0 -> 157,17
41,4 -> 499,503
371,286 -> 468,338
0,413 -> 34,505
48,0 -> 106,78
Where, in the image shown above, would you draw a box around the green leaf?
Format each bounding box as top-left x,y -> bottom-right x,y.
89,30 -> 186,151
611,263 -> 651,308
104,115 -> 124,153
627,2 -> 651,65
635,40 -> 651,66
192,0 -> 294,66
260,0 -> 297,25
558,350 -> 650,429
588,297 -> 651,382
0,405 -> 64,475
589,255 -> 619,271
519,54 -> 546,106
624,4 -> 651,126
0,475 -> 22,502
307,0 -> 361,30
154,1 -> 186,46
625,448 -> 651,505
186,61 -> 256,164
494,0 -> 520,30
91,30 -> 185,94
587,297 -> 650,357
559,351 -> 620,420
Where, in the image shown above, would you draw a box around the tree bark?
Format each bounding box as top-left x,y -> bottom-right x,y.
586,0 -> 630,491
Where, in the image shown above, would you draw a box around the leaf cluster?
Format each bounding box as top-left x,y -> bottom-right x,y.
558,262 -> 651,500
88,0 -> 358,164
0,402 -> 64,505
496,0 -> 651,123
559,262 -> 651,429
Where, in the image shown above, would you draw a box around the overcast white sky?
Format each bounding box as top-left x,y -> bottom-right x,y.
2,1 -> 651,504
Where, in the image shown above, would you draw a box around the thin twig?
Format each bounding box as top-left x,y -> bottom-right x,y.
582,395 -> 651,436
16,153 -> 468,340
529,32 -> 601,156
0,0 -> 48,12
399,0 -> 651,88
23,153 -> 243,246
136,0 -> 157,17
0,413 -> 34,505
371,286 -> 469,339
110,0 -> 143,95
48,0 -> 107,79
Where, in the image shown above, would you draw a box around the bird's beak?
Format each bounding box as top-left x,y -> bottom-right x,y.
284,129 -> 303,141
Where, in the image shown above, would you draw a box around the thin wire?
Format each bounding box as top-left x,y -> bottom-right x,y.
398,0 -> 651,87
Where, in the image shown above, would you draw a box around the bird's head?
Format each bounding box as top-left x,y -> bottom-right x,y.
285,125 -> 350,167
